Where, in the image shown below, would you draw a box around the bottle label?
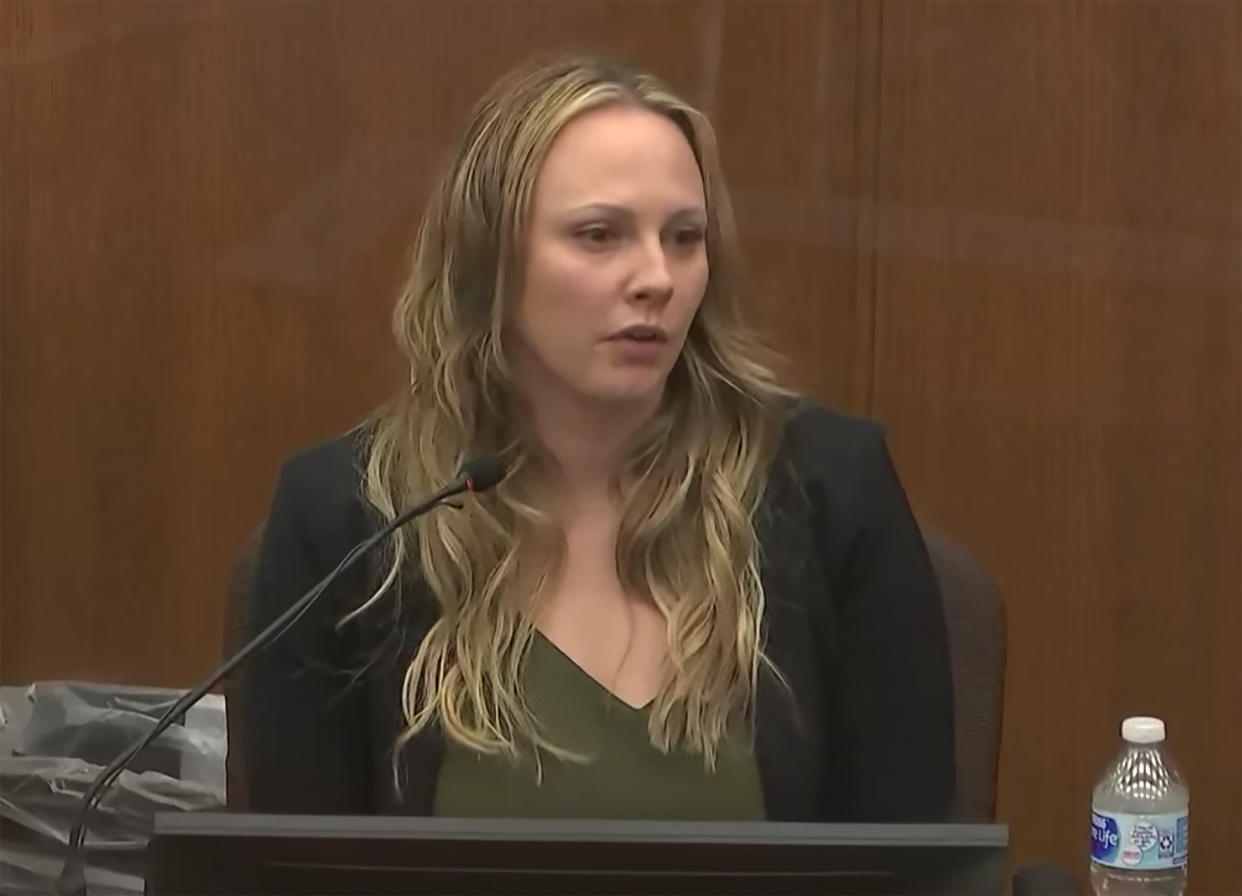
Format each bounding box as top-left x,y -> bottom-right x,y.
1091,809 -> 1188,869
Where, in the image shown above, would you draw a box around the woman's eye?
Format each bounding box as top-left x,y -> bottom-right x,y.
673,228 -> 706,246
575,226 -> 614,246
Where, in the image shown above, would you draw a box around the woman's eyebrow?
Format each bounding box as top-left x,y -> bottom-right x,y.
560,202 -> 706,222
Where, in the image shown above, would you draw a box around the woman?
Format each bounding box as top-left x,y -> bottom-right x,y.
241,53 -> 956,823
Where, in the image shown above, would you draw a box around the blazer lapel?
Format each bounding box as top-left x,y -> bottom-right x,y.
754,457 -> 825,821
365,583 -> 445,815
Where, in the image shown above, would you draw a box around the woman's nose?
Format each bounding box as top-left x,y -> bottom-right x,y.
628,236 -> 674,303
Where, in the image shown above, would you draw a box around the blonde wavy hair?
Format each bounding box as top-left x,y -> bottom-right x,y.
356,53 -> 796,777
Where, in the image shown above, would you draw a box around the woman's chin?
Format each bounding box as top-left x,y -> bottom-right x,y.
575,372 -> 668,407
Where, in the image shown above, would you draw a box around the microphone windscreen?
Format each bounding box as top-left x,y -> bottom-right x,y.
1012,864 -> 1081,896
460,455 -> 508,493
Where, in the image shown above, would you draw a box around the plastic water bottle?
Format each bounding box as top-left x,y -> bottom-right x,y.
1090,716 -> 1188,896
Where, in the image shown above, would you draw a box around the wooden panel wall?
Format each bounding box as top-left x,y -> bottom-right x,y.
2,1 -> 1237,891
868,3 -> 1241,892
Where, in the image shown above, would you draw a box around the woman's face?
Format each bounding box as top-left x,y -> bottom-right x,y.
510,103 -> 709,412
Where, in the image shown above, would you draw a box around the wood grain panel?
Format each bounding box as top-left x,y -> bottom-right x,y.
0,0 -> 870,682
869,2 -> 1241,891
714,0 -> 881,409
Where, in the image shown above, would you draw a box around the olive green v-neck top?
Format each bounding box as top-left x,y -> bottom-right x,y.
432,632 -> 766,820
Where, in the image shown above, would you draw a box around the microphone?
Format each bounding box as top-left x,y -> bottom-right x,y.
1012,863 -> 1082,896
55,455 -> 508,895
460,454 -> 507,493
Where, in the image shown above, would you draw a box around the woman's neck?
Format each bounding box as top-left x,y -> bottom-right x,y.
526,389 -> 660,514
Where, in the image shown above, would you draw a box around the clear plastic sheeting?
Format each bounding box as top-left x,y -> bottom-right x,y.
0,682 -> 226,895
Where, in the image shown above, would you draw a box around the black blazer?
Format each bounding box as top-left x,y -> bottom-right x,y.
240,401 -> 956,822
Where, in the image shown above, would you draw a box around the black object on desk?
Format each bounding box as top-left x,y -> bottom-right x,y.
145,814 -> 1008,895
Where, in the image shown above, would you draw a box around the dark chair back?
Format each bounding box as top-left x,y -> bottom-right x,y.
222,525 -> 263,810
920,525 -> 1007,821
